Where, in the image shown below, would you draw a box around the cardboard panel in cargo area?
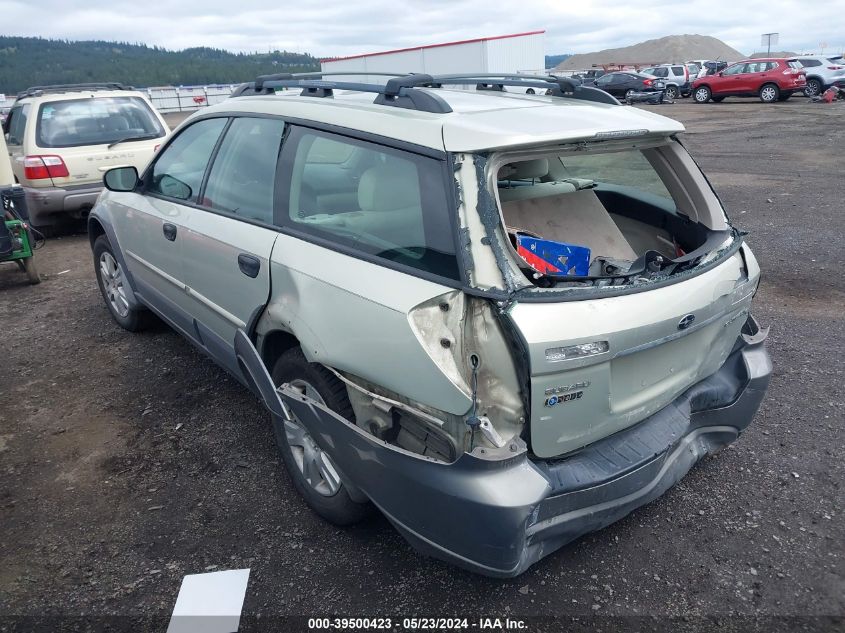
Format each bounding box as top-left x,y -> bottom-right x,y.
501,189 -> 637,261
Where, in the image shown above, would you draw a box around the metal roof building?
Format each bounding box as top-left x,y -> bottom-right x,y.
320,31 -> 545,83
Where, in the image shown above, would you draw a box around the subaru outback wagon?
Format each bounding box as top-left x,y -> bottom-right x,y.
88,72 -> 771,577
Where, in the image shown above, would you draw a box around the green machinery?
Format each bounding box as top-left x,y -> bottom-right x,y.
2,217 -> 40,284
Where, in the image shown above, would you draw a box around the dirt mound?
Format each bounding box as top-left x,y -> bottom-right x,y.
556,34 -> 745,71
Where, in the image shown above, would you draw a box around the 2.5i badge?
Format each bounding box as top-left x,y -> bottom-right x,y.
544,381 -> 590,407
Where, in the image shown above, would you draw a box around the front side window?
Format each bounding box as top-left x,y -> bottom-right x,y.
202,117 -> 285,224
147,118 -> 227,202
280,127 -> 459,281
6,104 -> 29,145
36,97 -> 165,148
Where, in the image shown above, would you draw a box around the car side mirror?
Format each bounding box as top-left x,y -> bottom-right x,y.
103,165 -> 139,191
718,72 -> 724,77
103,166 -> 140,192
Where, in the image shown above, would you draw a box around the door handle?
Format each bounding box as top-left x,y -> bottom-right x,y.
162,223 -> 177,241
238,253 -> 260,278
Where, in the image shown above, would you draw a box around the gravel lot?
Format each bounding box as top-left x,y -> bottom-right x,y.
1,99 -> 843,632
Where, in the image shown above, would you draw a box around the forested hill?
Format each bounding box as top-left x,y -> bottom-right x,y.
0,36 -> 321,94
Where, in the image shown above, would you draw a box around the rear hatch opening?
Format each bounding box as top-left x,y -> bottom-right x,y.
490,140 -> 735,291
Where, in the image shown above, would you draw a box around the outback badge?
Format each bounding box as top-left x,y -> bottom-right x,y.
544,381 -> 590,407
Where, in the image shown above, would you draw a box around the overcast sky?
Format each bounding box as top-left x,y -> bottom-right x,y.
2,0 -> 844,58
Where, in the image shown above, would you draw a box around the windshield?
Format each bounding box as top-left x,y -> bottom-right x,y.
36,97 -> 165,148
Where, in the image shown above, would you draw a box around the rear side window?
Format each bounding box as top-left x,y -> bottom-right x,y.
652,68 -> 669,78
800,59 -> 822,67
36,97 -> 165,148
6,104 -> 29,145
202,117 -> 285,224
671,66 -> 685,76
147,118 -> 227,203
279,127 -> 459,281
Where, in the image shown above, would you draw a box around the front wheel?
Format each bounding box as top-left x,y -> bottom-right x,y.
664,85 -> 678,100
759,83 -> 780,103
271,348 -> 372,525
93,235 -> 152,331
694,86 -> 712,103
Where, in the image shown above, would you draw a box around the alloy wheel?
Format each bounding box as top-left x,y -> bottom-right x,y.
694,87 -> 710,102
284,379 -> 342,497
804,79 -> 821,97
99,252 -> 130,318
761,85 -> 778,102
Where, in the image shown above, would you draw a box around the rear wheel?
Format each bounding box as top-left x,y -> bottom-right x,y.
23,256 -> 40,284
271,347 -> 372,525
759,83 -> 779,103
804,78 -> 822,97
625,89 -> 635,102
694,86 -> 711,103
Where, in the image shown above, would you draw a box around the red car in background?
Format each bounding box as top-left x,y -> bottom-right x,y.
692,58 -> 806,103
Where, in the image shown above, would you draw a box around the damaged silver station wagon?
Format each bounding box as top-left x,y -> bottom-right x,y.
89,72 -> 772,577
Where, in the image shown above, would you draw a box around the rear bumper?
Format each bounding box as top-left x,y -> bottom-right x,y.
278,315 -> 771,577
24,184 -> 102,225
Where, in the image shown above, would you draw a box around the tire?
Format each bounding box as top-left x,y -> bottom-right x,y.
664,85 -> 678,99
712,96 -> 725,103
625,89 -> 635,102
525,88 -> 535,95
759,83 -> 780,103
23,256 -> 40,284
804,78 -> 823,97
92,235 -> 152,331
694,86 -> 711,103
271,347 -> 372,525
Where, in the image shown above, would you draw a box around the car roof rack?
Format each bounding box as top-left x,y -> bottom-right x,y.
16,83 -> 133,99
230,71 -> 619,114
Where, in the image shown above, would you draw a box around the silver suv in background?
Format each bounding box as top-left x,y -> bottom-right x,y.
88,71 -> 771,577
792,56 -> 845,96
640,64 -> 691,98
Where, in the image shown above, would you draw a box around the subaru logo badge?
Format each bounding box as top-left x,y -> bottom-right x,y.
678,314 -> 696,330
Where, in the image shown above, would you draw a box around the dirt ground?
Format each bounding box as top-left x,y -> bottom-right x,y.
1,99 -> 843,632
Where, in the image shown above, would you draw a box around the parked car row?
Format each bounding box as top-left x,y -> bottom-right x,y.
572,54 -> 844,104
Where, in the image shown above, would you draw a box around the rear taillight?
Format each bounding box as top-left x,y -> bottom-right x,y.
24,155 -> 69,180
643,78 -> 653,86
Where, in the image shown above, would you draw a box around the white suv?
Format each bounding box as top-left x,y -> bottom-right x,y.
88,72 -> 771,577
792,56 -> 845,96
640,64 -> 691,98
2,83 -> 169,227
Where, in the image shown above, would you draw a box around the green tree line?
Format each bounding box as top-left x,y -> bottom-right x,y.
0,36 -> 321,95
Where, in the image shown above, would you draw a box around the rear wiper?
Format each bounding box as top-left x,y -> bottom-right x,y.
107,133 -> 159,149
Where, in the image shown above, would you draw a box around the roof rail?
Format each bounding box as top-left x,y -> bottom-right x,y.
16,83 -> 133,99
233,72 -> 454,113
230,70 -> 620,113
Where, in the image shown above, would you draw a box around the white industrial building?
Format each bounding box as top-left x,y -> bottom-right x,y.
320,31 -> 545,84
